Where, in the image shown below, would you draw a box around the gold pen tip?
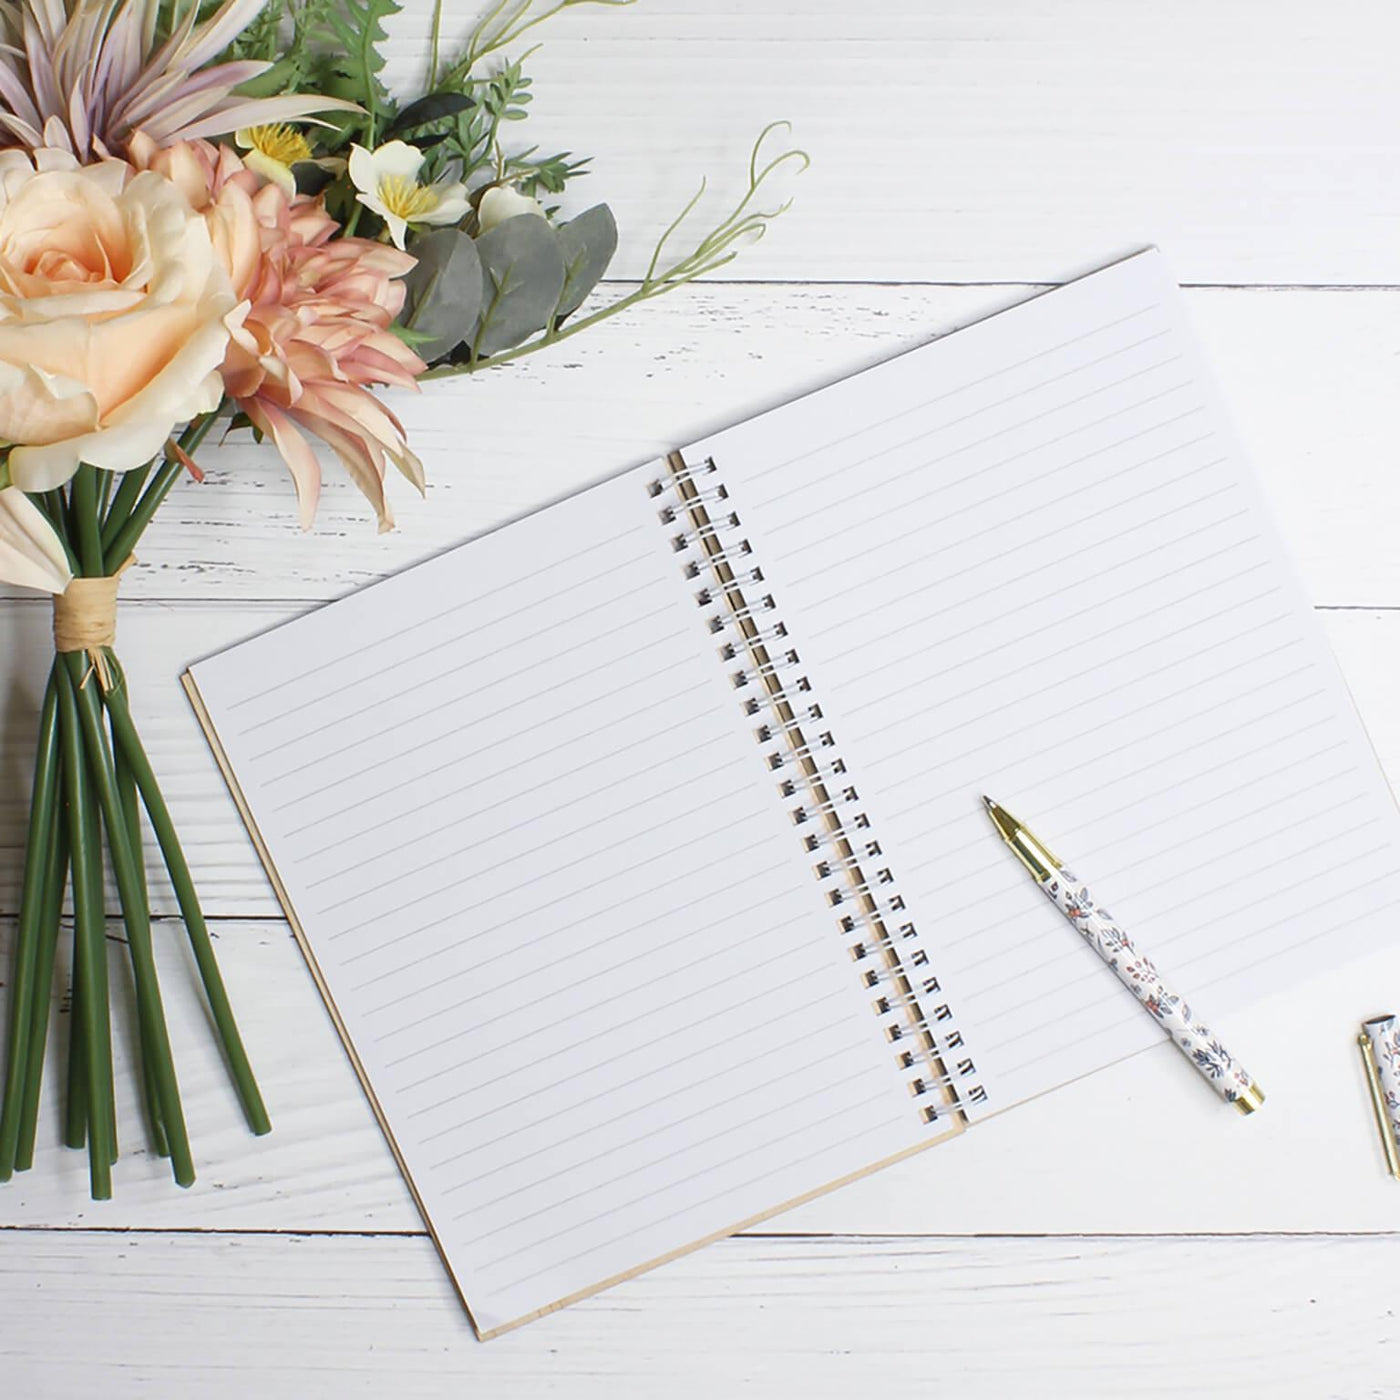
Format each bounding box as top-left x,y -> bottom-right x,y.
981,793 -> 996,812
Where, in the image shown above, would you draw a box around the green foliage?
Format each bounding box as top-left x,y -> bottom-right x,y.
424,123 -> 810,379
473,212 -> 567,356
212,3 -> 805,375
400,228 -> 485,362
435,0 -> 636,89
306,0 -> 402,145
223,0 -> 285,61
220,0 -> 607,233
555,203 -> 617,318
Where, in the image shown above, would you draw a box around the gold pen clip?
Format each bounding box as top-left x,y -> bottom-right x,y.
1358,1015 -> 1400,1181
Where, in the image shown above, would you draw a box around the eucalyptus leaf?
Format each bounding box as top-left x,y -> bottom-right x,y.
400,229 -> 484,364
472,214 -> 566,358
554,204 -> 618,320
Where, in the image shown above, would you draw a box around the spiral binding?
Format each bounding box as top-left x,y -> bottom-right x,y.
652,450 -> 988,1124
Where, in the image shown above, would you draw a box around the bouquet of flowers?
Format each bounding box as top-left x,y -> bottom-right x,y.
0,0 -> 804,1197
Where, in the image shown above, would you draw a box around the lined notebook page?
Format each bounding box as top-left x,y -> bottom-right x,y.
186,466 -> 933,1338
683,249 -> 1400,1110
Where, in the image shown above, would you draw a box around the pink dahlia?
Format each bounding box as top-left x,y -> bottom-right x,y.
131,133 -> 427,531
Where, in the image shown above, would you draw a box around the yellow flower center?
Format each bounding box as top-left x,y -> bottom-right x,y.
376,174 -> 443,221
244,123 -> 312,166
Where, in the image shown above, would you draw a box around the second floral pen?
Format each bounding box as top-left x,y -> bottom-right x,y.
984,796 -> 1265,1113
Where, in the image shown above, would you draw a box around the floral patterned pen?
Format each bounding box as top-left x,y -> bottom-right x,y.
984,796 -> 1265,1113
1358,1015 -> 1400,1179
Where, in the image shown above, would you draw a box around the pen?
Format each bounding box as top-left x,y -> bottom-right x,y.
1358,1015 -> 1400,1179
983,795 -> 1264,1113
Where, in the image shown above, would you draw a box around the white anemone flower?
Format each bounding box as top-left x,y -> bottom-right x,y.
348,141 -> 471,250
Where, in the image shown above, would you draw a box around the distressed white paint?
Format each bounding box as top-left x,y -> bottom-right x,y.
3,1 -> 1400,1391
379,0 -> 1400,286
2,1231 -> 1396,1398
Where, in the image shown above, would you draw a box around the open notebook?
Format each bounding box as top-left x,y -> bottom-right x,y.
185,249 -> 1400,1337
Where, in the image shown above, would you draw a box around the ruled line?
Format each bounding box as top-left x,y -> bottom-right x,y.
236,547 -> 655,738
283,665 -> 703,855
867,579 -> 1281,746
222,522 -> 646,711
759,342 -> 1184,525
890,677 -> 1323,843
775,412 -> 1213,588
867,619 -> 1300,797
767,403 -> 1209,562
440,1035 -> 868,1207
303,700 -> 725,891
248,590 -> 678,762
398,929 -> 830,1108
272,633 -> 698,823
981,860 -> 1399,1048
912,741 -> 1353,926
461,1059 -> 886,1247
413,977 -> 854,1139
889,656 -> 1319,816
482,1108 -> 906,1292
261,649 -> 696,800
948,809 -> 1376,985
359,859 -> 790,1016
351,829 -> 786,1000
390,899 -> 813,1085
742,301 -> 1160,491
329,781 -> 760,953
990,891 -> 1400,1084
800,478 -> 1245,626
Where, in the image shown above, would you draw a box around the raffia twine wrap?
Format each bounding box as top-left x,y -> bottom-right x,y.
52,560 -> 131,690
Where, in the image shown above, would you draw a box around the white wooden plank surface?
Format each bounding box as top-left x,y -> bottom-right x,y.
3,1231 -> 1397,1399
5,2 -> 1400,1392
377,0 -> 1400,286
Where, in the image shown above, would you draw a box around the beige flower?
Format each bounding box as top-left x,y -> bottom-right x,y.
477,184 -> 547,233
0,148 -> 237,491
0,485 -> 71,593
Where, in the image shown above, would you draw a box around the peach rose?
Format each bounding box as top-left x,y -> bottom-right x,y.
0,147 -> 237,491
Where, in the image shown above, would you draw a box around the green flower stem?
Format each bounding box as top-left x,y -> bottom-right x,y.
70,467 -> 105,576
37,492 -> 80,575
14,818 -> 70,1173
65,949 -> 87,1152
99,467 -> 150,556
96,469 -> 113,522
104,668 -> 271,1138
104,413 -> 217,575
0,678 -> 60,1179
113,722 -> 168,1158
56,664 -> 114,1199
64,653 -> 194,1188
103,460 -> 181,575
